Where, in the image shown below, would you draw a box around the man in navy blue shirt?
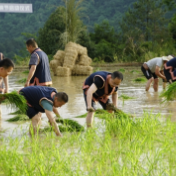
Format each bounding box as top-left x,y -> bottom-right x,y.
25,38 -> 52,87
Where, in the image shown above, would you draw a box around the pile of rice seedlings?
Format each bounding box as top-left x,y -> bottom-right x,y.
0,91 -> 27,114
56,118 -> 84,132
22,70 -> 29,74
41,118 -> 84,133
118,68 -> 125,72
133,77 -> 146,82
17,78 -> 27,84
160,81 -> 176,101
7,114 -> 28,122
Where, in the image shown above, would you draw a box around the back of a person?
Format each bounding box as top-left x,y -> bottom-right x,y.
146,57 -> 163,73
31,49 -> 52,86
166,57 -> 176,68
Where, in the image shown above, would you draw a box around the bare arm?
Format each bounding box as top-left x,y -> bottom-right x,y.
155,66 -> 166,80
112,92 -> 118,107
24,65 -> 37,87
3,76 -> 8,93
45,109 -> 62,136
87,83 -> 97,109
53,107 -> 60,118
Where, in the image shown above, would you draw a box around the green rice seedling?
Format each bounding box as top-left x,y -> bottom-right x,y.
0,91 -> 27,113
118,68 -> 125,72
119,94 -> 135,105
75,113 -> 87,118
56,118 -> 84,132
7,114 -> 28,122
160,81 -> 176,101
17,78 -> 27,84
22,70 -> 29,74
133,77 -> 146,82
9,110 -> 22,115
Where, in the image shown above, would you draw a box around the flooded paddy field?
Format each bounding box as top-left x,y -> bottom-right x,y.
0,66 -> 176,175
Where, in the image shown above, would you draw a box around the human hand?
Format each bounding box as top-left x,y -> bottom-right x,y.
87,107 -> 95,112
4,88 -> 8,93
24,81 -> 30,87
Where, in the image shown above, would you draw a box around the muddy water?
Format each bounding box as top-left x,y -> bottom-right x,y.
0,67 -> 175,138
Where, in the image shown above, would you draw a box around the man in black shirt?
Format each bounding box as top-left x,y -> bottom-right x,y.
83,71 -> 123,127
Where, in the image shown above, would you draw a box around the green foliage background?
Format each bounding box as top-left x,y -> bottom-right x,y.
0,0 -> 175,62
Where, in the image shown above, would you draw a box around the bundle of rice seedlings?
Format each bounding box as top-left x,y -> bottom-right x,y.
56,66 -> 71,77
17,78 -> 27,84
72,65 -> 93,76
118,68 -> 125,72
1,91 -> 27,113
56,118 -> 84,132
133,77 -> 146,82
77,55 -> 92,66
41,118 -> 84,132
7,114 -> 28,122
63,43 -> 78,69
22,70 -> 29,74
160,81 -> 176,101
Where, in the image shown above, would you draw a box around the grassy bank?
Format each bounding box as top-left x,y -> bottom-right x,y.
0,112 -> 176,175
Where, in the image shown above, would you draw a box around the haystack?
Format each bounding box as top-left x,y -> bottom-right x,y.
72,65 -> 93,76
56,66 -> 71,77
77,55 -> 92,66
50,42 -> 93,76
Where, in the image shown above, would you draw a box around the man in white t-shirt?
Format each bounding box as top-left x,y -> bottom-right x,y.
141,55 -> 173,91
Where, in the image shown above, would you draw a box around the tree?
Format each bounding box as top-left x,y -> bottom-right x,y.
37,7 -> 66,55
59,0 -> 86,46
119,0 -> 170,61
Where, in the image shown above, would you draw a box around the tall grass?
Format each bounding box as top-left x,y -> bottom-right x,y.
0,112 -> 176,175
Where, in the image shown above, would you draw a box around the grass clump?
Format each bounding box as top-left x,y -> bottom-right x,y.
118,68 -> 125,72
130,70 -> 139,73
1,91 -> 27,114
133,77 -> 146,82
17,78 -> 27,84
7,114 -> 28,122
160,81 -> 176,101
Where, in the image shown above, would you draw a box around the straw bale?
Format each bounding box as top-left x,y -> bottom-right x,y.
77,55 -> 92,66
54,50 -> 65,60
75,44 -> 87,55
50,60 -> 61,75
72,65 -> 93,76
65,42 -> 77,49
63,49 -> 78,68
56,66 -> 71,77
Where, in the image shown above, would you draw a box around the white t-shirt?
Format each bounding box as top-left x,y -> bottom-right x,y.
145,57 -> 163,73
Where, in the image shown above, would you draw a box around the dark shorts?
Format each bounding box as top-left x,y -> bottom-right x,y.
26,105 -> 39,119
164,68 -> 176,82
83,89 -> 110,110
141,66 -> 158,80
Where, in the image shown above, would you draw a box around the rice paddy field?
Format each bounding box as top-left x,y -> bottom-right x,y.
1,66 -> 176,176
